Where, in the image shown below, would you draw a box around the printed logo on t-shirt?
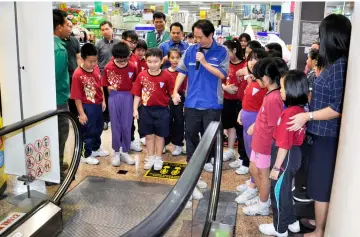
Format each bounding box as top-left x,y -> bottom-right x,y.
277,117 -> 281,126
141,67 -> 145,71
128,72 -> 134,78
159,82 -> 165,88
252,87 -> 259,96
262,106 -> 264,112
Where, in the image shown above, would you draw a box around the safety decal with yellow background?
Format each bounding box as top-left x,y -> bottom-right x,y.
144,162 -> 187,180
0,117 -> 8,196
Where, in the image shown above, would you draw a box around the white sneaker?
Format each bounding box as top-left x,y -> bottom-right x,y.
259,223 -> 288,237
288,221 -> 300,233
91,148 -> 109,157
223,149 -> 235,161
81,156 -> 99,165
197,178 -> 207,189
203,163 -> 213,172
236,183 -> 248,193
130,141 -> 142,152
121,153 -> 135,165
235,188 -> 257,204
144,156 -> 155,170
163,147 -> 166,154
245,196 -> 259,206
229,159 -> 243,168
182,146 -> 186,154
172,145 -> 182,156
185,201 -> 192,209
235,166 -> 249,175
154,157 -> 163,171
243,200 -> 270,216
140,137 -> 146,146
112,153 -> 121,167
192,187 -> 203,200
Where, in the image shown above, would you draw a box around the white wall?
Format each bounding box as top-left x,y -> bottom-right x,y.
0,2 -> 60,183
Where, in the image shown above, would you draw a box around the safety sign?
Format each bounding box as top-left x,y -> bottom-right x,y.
25,136 -> 51,180
144,162 -> 187,180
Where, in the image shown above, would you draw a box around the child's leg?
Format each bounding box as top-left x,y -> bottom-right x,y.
109,91 -> 121,153
155,135 -> 165,157
81,105 -> 93,158
146,135 -> 155,157
119,92 -> 133,153
227,127 -> 236,149
258,167 -> 271,202
272,147 -> 302,234
172,99 -> 185,147
250,162 -> 261,187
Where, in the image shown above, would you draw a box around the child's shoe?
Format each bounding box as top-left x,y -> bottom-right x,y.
91,148 -> 109,157
229,158 -> 243,168
235,166 -> 249,175
144,156 -> 155,170
121,152 -> 135,165
81,156 -> 100,165
243,199 -> 270,216
223,149 -> 235,161
192,187 -> 203,200
112,153 -> 121,167
154,156 -> 163,170
130,141 -> 142,152
235,188 -> 257,204
172,145 -> 182,156
196,178 -> 207,189
259,223 -> 288,237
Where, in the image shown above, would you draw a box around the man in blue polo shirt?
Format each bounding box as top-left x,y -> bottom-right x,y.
172,19 -> 229,173
159,22 -> 189,68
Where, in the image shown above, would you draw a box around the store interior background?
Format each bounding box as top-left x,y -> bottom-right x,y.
52,1 -> 354,66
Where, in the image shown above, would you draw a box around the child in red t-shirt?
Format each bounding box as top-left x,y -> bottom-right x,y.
259,70 -> 308,236
102,42 -> 138,167
131,48 -> 173,171
221,39 -> 247,162
242,58 -> 288,217
122,31 -> 143,152
164,48 -> 186,156
134,39 -> 148,72
70,43 -> 109,165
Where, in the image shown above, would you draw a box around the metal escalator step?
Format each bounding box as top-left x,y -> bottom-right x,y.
59,176 -> 192,237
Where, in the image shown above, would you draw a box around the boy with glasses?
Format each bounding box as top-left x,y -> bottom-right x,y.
102,42 -> 138,167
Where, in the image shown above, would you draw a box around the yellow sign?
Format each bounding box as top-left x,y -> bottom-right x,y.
150,5 -> 156,11
173,4 -> 180,13
144,162 -> 187,180
200,10 -> 207,19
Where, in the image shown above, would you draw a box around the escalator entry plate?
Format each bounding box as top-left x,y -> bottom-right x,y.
144,162 -> 187,180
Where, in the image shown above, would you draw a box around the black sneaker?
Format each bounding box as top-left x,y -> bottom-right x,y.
103,122 -> 109,131
293,187 -> 313,203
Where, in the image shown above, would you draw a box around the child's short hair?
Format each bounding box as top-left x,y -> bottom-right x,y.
187,32 -> 194,39
248,48 -> 268,61
81,43 -> 97,59
112,42 -> 130,58
122,30 -> 138,42
266,42 -> 283,58
145,48 -> 162,60
247,40 -> 262,50
167,48 -> 182,58
267,49 -> 282,58
136,39 -> 148,50
283,70 -> 309,107
224,39 -> 244,61
308,48 -> 319,60
253,57 -> 288,85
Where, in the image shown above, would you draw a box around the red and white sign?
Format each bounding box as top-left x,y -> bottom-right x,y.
0,212 -> 26,234
25,136 -> 52,179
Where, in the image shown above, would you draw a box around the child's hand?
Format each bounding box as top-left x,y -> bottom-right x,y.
79,113 -> 88,125
102,101 -> 106,112
172,93 -> 181,105
247,123 -> 254,135
270,169 -> 280,180
133,110 -> 139,120
237,110 -> 242,125
224,84 -> 238,94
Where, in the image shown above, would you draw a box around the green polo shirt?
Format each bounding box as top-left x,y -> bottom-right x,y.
54,36 -> 70,105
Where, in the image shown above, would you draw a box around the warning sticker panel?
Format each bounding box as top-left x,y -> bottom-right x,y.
0,212 -> 26,234
144,162 -> 187,180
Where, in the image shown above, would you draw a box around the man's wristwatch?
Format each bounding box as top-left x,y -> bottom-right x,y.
309,112 -> 314,121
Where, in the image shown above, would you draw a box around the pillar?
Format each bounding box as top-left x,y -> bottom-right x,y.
325,3 -> 360,236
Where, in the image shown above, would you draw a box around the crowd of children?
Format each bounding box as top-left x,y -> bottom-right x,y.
70,27 -> 316,237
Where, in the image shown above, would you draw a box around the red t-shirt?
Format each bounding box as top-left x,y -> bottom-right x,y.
237,75 -> 248,101
70,66 -> 103,104
273,106 -> 306,150
140,58 -> 148,72
222,60 -> 246,100
242,81 -> 267,112
129,53 -> 141,74
131,70 -> 173,107
102,61 -> 137,91
251,89 -> 284,155
167,69 -> 187,94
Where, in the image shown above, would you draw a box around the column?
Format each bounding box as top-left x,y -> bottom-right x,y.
325,3 -> 360,236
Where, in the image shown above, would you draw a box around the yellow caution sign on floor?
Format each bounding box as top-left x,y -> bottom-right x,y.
0,117 -> 8,197
144,162 -> 187,180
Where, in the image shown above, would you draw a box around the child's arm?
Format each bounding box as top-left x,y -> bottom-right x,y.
247,123 -> 255,135
100,87 -> 106,112
75,100 -> 87,125
133,96 -> 141,119
270,148 -> 288,180
172,72 -> 187,105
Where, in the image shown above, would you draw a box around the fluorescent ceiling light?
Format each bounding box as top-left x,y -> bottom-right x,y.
87,5 -> 94,8
200,7 -> 210,10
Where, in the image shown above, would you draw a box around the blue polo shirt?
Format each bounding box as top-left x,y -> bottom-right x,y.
176,41 -> 229,110
159,39 -> 189,68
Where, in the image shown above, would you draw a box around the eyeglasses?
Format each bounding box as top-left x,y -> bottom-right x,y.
125,39 -> 137,45
114,57 -> 129,63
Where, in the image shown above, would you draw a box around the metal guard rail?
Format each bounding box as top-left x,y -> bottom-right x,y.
0,109 -> 83,204
121,121 -> 223,237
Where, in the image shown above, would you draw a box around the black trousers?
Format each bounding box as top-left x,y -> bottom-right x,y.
103,87 -> 110,123
68,76 -> 78,116
235,101 -> 248,164
185,108 -> 221,162
270,144 -> 302,234
57,104 -> 70,177
165,95 -> 185,147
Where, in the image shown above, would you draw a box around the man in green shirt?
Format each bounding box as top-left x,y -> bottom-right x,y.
52,9 -> 72,185
146,12 -> 170,48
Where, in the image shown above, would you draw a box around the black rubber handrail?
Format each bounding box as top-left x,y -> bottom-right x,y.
121,121 -> 223,237
0,109 -> 82,204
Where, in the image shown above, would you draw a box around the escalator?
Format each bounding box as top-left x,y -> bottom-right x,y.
0,110 -> 233,237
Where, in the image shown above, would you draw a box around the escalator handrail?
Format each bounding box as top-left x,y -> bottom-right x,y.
0,109 -> 82,204
121,121 -> 222,237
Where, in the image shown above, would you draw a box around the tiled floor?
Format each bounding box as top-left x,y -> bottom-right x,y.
0,124 -> 272,237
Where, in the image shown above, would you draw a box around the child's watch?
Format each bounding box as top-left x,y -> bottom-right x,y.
309,112 -> 314,121
273,166 -> 280,171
